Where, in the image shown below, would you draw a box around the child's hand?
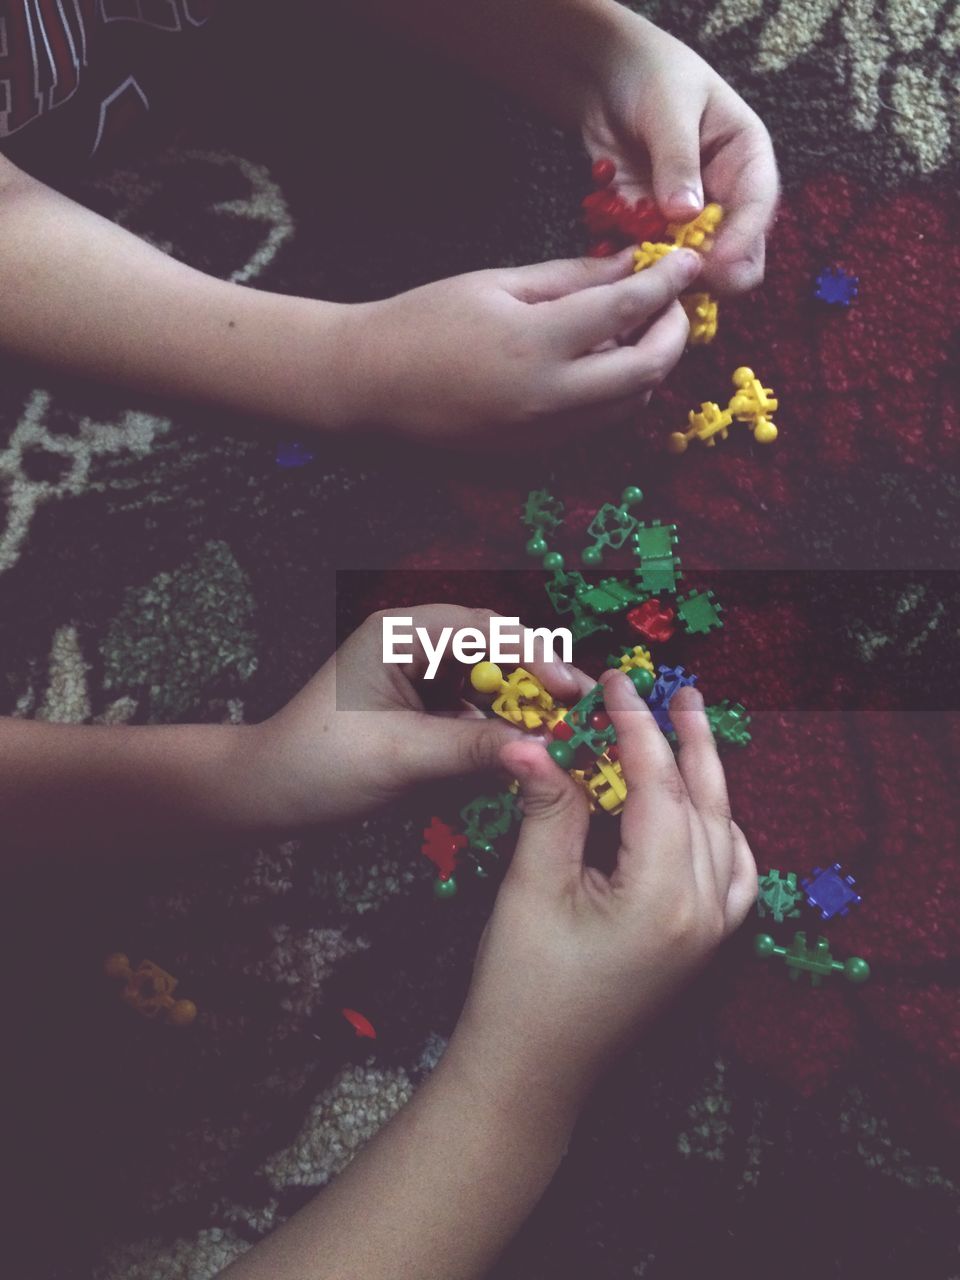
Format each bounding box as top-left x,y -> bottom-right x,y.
579,11 -> 779,295
444,670 -> 757,1121
351,249 -> 699,443
246,606 -> 587,829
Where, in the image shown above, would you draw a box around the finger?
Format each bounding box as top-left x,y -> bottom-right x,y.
396,711 -> 531,783
543,248 -> 700,354
701,110 -> 779,293
645,98 -> 707,223
552,300 -> 690,409
599,670 -> 693,888
500,737 -> 590,891
501,247 -> 636,303
671,684 -> 734,896
724,821 -> 758,929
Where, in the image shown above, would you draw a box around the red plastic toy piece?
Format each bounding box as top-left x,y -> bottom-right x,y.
591,157 -> 616,188
623,197 -> 669,243
588,239 -> 619,258
341,1008 -> 377,1039
421,817 -> 466,881
627,600 -> 677,644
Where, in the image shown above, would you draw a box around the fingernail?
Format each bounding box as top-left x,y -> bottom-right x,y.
677,249 -> 701,278
670,187 -> 703,214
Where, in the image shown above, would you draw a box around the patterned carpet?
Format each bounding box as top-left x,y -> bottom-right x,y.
2,3 -> 959,1277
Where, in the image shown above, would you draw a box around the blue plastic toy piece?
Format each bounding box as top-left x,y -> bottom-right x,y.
647,664 -> 698,735
801,862 -> 862,921
276,441 -> 316,468
814,267 -> 859,307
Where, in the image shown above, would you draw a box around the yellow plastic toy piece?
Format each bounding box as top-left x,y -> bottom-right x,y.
104,953 -> 198,1026
585,756 -> 628,815
682,292 -> 719,345
632,241 -> 677,273
727,367 -> 779,444
614,645 -> 654,676
667,202 -> 724,251
470,661 -> 556,730
669,401 -> 733,454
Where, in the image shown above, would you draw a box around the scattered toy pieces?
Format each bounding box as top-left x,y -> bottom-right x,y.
341,1008 -> 377,1039
756,870 -> 803,923
421,817 -> 466,883
632,520 -> 682,593
676,589 -> 723,635
671,367 -> 779,454
626,598 -> 677,644
705,700 -> 752,747
581,486 -> 644,566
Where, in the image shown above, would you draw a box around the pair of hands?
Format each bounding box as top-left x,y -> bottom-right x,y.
345,10 -> 777,443
248,606 -> 756,1108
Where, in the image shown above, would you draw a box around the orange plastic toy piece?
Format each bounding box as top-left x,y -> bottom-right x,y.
104,953 -> 197,1026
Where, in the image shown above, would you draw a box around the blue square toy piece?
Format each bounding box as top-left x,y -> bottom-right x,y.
647,664 -> 698,735
802,862 -> 862,920
814,267 -> 859,307
276,441 -> 316,468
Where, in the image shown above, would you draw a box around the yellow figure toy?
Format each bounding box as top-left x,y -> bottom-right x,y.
728,367 -> 779,443
470,661 -> 558,731
105,953 -> 198,1026
667,202 -> 724,251
632,241 -> 677,273
613,644 -> 654,676
682,292 -> 719,345
669,401 -> 733,454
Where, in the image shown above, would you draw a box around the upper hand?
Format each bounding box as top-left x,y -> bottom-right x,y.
579,11 -> 779,294
244,606 -> 586,828
445,671 -> 757,1119
349,248 -> 699,443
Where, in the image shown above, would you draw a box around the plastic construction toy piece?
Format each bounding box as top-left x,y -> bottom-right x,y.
667,202 -> 724,251
547,683 -> 617,769
575,576 -> 646,616
627,598 -> 677,644
754,933 -> 870,986
728,367 -> 779,444
470,662 -> 556,730
609,643 -> 655,677
802,863 -> 862,921
705,700 -> 752,747
669,401 -> 733,454
633,241 -> 677,272
756,870 -> 803,923
341,1008 -> 377,1039
544,568 -> 612,641
676,589 -> 723,635
632,520 -> 681,594
814,266 -> 859,307
421,817 -> 466,883
460,789 -> 520,855
581,485 -> 644,566
522,489 -> 565,560
682,292 -> 719,345
276,441 -> 316,468
584,755 -> 628,814
104,953 -> 198,1026
647,664 -> 698,735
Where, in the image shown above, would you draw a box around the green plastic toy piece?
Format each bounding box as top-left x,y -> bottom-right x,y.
756,870 -> 803,922
706,701 -> 752,746
434,875 -> 458,900
754,932 -> 871,986
632,520 -> 682,594
581,486 -> 644,566
522,489 -> 564,534
574,576 -> 645,616
544,568 -> 612,640
676,589 -> 723,635
459,790 -> 520,851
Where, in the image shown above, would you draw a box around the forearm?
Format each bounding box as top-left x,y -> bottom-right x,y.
0,718 -> 265,858
222,1036 -> 576,1280
354,0 -> 632,125
0,159 -> 364,431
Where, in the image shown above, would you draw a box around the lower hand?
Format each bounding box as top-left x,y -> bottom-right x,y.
445,671 -> 757,1120
349,249 -> 699,443
242,606 -> 584,829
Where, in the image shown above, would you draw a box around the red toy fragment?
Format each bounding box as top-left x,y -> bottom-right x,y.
627,600 -> 677,644
591,157 -> 616,187
421,817 -> 466,881
583,158 -> 669,252
341,1008 -> 377,1040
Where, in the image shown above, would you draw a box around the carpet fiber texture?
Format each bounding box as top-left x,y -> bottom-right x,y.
2,3 -> 959,1278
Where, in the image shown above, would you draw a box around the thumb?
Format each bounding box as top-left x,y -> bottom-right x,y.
408,714 -> 528,781
500,739 -> 591,888
503,247 -> 636,303
646,106 -> 705,224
